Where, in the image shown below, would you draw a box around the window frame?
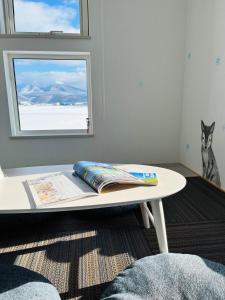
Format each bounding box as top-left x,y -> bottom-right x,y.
0,0 -> 89,38
3,50 -> 93,138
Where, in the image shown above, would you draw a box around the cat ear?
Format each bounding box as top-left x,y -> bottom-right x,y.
210,121 -> 215,133
201,120 -> 204,131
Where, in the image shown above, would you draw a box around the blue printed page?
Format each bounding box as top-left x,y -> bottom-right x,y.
73,161 -> 158,193
129,172 -> 158,185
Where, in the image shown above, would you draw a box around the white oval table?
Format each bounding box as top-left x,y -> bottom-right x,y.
0,164 -> 186,253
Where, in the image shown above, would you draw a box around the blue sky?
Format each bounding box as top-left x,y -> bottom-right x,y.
14,0 -> 80,32
14,59 -> 87,90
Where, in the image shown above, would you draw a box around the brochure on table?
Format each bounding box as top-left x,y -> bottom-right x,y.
25,161 -> 158,208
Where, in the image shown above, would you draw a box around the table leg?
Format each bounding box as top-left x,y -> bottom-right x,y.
151,198 -> 168,253
140,202 -> 150,229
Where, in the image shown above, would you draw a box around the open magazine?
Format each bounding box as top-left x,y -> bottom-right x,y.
73,161 -> 158,193
25,161 -> 158,208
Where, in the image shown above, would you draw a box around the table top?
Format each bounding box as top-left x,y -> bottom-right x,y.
0,164 -> 186,213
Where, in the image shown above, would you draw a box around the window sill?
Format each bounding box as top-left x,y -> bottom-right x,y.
0,33 -> 91,39
10,133 -> 94,139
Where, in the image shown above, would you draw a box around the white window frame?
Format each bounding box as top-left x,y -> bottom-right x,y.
3,50 -> 93,137
0,0 -> 5,34
0,0 -> 89,37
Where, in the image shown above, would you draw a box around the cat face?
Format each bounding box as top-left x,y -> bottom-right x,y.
201,120 -> 215,150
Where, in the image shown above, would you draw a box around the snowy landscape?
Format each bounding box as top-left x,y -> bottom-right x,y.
14,58 -> 88,131
19,105 -> 88,130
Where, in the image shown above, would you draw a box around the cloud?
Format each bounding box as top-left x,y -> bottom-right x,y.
14,0 -> 80,33
15,59 -> 86,70
15,70 -> 87,89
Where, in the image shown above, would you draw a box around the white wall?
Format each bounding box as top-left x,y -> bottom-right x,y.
180,0 -> 225,188
0,0 -> 186,168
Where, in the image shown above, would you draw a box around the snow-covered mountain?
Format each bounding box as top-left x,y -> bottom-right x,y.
17,83 -> 87,106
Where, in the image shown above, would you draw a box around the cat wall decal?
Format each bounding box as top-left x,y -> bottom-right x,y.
201,120 -> 221,187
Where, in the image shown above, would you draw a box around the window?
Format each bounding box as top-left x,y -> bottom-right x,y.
0,0 -> 89,36
3,51 -> 93,137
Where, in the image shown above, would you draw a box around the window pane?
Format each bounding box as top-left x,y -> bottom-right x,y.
13,0 -> 80,33
13,58 -> 88,131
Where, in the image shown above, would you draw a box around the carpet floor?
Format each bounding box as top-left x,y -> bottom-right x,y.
0,177 -> 225,299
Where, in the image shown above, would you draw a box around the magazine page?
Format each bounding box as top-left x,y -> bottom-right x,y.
26,172 -> 97,207
73,161 -> 158,193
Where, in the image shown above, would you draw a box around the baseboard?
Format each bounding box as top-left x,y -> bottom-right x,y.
180,163 -> 225,193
